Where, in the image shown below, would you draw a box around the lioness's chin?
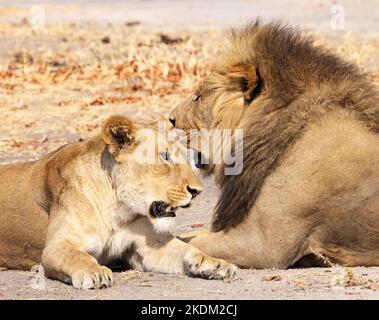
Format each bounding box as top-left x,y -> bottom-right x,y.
152,217 -> 177,234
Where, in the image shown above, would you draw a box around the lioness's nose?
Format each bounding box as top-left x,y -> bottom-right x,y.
169,118 -> 176,128
187,186 -> 202,198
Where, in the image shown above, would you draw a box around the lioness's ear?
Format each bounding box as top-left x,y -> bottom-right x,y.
229,63 -> 259,103
102,115 -> 136,155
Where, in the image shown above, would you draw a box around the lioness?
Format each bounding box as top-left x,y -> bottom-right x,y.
0,115 -> 236,289
170,21 -> 379,268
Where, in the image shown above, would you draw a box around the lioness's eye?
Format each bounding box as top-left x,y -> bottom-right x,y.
159,152 -> 173,163
193,90 -> 202,102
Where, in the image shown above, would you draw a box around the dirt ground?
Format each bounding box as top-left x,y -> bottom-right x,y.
0,1 -> 379,300
2,266 -> 379,300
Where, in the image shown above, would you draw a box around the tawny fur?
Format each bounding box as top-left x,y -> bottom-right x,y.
0,115 -> 236,289
170,21 -> 379,268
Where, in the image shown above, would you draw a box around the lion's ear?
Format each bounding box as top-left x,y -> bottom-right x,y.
229,63 -> 260,103
102,115 -> 136,155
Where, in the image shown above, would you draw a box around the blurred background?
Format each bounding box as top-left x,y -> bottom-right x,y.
0,0 -> 378,32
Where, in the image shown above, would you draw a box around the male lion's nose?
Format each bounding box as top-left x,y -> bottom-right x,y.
187,186 -> 202,198
169,118 -> 176,128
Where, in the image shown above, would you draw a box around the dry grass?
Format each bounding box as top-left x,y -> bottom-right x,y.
0,20 -> 378,164
0,21 -> 224,164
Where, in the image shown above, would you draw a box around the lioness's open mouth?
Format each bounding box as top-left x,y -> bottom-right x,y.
150,201 -> 177,218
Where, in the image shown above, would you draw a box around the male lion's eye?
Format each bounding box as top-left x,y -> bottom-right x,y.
159,152 -> 173,163
193,90 -> 202,102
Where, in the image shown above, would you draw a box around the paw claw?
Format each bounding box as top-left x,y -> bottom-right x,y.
71,266 -> 113,290
184,252 -> 238,281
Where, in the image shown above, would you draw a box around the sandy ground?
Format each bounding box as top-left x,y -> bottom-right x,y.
0,0 -> 379,300
2,266 -> 379,300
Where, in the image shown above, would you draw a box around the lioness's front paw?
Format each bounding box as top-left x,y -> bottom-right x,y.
184,252 -> 237,280
71,265 -> 113,290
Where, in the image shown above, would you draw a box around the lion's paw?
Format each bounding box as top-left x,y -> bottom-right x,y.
184,252 -> 237,280
71,265 -> 113,290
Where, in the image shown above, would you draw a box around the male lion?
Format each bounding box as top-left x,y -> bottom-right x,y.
0,115 -> 236,289
169,22 -> 379,268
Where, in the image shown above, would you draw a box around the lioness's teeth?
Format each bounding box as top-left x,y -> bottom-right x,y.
150,201 -> 177,218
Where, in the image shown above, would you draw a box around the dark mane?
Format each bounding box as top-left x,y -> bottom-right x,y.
212,21 -> 379,232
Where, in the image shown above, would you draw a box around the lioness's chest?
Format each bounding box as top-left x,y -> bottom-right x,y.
84,230 -> 134,263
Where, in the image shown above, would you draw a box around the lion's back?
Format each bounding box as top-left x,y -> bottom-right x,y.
0,161 -> 49,270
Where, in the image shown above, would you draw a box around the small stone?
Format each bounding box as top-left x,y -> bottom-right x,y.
261,275 -> 282,282
101,36 -> 111,44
